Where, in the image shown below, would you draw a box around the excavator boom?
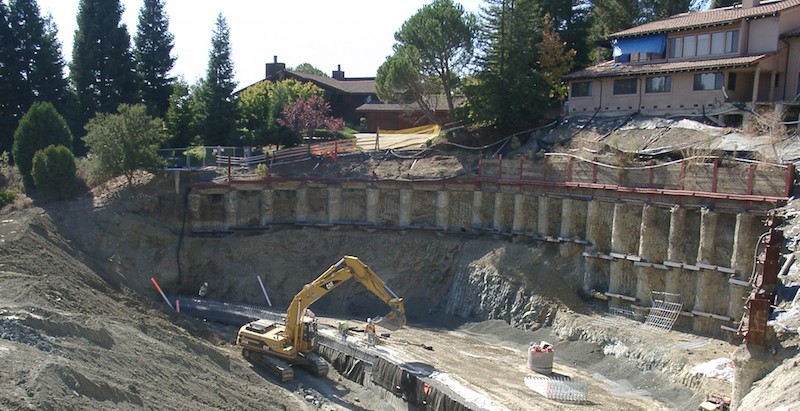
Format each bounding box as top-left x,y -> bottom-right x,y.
236,256 -> 405,381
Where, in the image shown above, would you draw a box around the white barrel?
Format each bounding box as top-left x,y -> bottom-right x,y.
528,344 -> 554,375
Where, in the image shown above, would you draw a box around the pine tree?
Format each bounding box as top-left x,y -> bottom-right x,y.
466,0 -> 551,134
195,13 -> 238,146
71,0 -> 139,131
5,0 -> 73,155
134,0 -> 175,118
0,3 -> 25,155
588,0 -> 642,45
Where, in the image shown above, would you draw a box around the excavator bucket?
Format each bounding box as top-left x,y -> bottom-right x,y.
375,309 -> 406,331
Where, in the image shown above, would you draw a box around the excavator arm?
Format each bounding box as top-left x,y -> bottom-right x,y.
284,256 -> 406,350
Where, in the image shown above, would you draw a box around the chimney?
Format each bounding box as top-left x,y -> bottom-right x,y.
332,64 -> 345,80
742,0 -> 761,8
265,55 -> 286,78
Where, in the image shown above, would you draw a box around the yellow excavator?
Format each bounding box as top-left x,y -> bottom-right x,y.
236,256 -> 406,381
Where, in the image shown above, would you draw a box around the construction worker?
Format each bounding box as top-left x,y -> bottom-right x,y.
338,320 -> 349,342
198,282 -> 208,298
364,318 -> 376,347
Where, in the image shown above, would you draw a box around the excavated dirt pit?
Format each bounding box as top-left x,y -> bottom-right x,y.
0,161 -> 798,410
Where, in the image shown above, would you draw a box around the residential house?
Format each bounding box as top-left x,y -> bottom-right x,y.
239,57 -> 452,132
564,0 -> 800,123
256,57 -> 378,127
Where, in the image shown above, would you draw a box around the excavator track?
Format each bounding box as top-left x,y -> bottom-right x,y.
302,352 -> 329,377
242,349 -> 295,382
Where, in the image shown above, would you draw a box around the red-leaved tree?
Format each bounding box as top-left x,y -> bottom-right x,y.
277,95 -> 345,137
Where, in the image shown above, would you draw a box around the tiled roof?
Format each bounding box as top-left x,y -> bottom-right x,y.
611,0 -> 800,38
283,70 -> 376,94
564,54 -> 768,80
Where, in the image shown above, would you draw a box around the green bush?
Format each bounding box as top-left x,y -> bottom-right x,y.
0,189 -> 15,208
31,145 -> 78,200
12,102 -> 73,187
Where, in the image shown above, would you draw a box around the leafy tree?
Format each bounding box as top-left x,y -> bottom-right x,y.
134,0 -> 175,118
83,104 -> 167,187
292,63 -> 327,77
0,3 -> 25,155
31,144 -> 77,199
377,0 -> 477,123
238,79 -> 323,147
70,0 -> 139,132
12,102 -> 73,186
278,95 -> 344,138
195,13 -> 238,146
465,0 -> 553,133
376,46 -> 443,125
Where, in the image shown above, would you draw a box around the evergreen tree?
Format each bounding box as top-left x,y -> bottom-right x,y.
588,0 -> 642,46
0,3 -> 25,155
642,0 -> 693,20
12,101 -> 72,187
70,0 -> 139,132
539,0 -> 592,69
165,78 -> 197,148
134,0 -> 175,118
466,0 -> 551,134
711,0 -> 737,8
195,13 -> 238,146
9,0 -> 69,109
31,144 -> 78,200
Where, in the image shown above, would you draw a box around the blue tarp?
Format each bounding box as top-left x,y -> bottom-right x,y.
612,35 -> 667,57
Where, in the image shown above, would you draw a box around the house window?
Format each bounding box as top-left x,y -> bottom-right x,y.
613,78 -> 638,95
571,81 -> 592,97
711,32 -> 725,54
683,35 -> 696,57
693,73 -> 723,90
696,34 -> 710,56
646,76 -> 672,93
728,73 -> 737,91
725,30 -> 739,53
669,37 -> 682,58
669,30 -> 739,59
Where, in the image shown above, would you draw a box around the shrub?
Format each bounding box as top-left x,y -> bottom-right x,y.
31,145 -> 78,200
83,104 -> 167,187
0,189 -> 15,208
256,163 -> 269,178
12,102 -> 73,187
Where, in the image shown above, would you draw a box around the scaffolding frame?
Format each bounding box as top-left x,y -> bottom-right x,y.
644,291 -> 683,331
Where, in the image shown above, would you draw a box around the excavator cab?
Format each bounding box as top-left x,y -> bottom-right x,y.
301,317 -> 318,345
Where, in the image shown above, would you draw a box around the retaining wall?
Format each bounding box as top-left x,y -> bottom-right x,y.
187,174 -> 784,339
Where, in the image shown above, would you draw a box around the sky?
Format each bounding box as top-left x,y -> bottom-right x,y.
36,0 -> 484,90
